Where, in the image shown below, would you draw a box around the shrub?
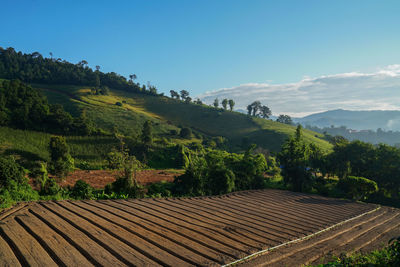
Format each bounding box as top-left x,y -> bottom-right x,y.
146,181 -> 173,198
106,150 -> 124,169
115,102 -> 123,106
71,180 -> 93,199
180,127 -> 192,139
0,156 -> 25,188
337,176 -> 378,201
320,236 -> 400,266
49,136 -> 74,177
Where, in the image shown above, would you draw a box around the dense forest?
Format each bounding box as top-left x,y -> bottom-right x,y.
0,47 -> 158,95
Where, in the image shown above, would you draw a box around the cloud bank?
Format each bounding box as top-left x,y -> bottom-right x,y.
198,65 -> 400,117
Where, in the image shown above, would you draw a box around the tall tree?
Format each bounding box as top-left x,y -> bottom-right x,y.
129,74 -> 137,82
278,125 -> 312,192
180,90 -> 189,101
141,120 -> 153,147
221,99 -> 228,110
48,136 -> 74,178
213,98 -> 219,108
228,99 -> 235,111
260,105 -> 272,119
277,114 -> 293,124
247,104 -> 252,115
251,101 -> 262,117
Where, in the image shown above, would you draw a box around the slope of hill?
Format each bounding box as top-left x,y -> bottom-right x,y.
34,84 -> 332,152
295,109 -> 400,131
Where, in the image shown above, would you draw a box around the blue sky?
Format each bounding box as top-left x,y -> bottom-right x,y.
1,0 -> 400,100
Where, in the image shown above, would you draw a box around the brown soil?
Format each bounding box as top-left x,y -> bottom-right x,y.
30,169 -> 182,190
0,189 -> 398,266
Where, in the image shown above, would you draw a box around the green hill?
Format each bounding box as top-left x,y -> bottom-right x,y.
34,83 -> 332,152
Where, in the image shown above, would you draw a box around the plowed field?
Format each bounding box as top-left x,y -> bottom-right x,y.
0,189 -> 398,266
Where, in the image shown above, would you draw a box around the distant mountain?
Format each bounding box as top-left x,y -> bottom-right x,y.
294,109 -> 400,131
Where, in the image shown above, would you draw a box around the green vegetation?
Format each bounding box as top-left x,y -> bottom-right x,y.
48,136 -> 74,177
313,236 -> 400,266
1,46 -> 399,232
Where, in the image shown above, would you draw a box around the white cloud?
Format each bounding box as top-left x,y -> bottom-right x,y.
198,65 -> 400,117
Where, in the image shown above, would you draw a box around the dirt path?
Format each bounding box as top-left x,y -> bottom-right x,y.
0,189 -> 397,266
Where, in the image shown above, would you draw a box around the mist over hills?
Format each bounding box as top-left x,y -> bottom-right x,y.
294,109 -> 400,131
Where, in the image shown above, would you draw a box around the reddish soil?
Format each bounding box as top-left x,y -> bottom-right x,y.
30,169 -> 182,190
1,189 -> 397,266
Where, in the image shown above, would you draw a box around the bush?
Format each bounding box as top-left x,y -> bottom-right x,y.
0,156 -> 26,188
337,176 -> 378,201
106,150 -> 124,169
180,127 -> 192,139
115,102 -> 123,106
319,236 -> 400,266
146,181 -> 173,198
49,136 -> 74,177
0,157 -> 39,209
70,180 -> 93,199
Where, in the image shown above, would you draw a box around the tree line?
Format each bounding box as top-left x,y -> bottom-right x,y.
0,79 -> 93,135
279,125 -> 400,203
0,47 -> 158,96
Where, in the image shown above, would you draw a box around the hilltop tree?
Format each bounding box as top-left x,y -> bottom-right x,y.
222,99 -> 228,110
129,74 -> 137,82
185,96 -> 192,103
277,114 -> 293,125
260,105 -> 272,119
170,90 -> 179,99
194,98 -> 203,105
228,99 -> 235,111
180,90 -> 189,101
247,104 -> 252,115
213,98 -> 219,108
251,101 -> 262,116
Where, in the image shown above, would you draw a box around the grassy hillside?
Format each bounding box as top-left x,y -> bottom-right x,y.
0,127 -> 120,169
112,90 -> 332,151
32,84 -> 332,152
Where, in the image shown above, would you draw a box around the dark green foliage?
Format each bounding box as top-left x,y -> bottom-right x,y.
115,101 -> 123,106
49,136 -> 74,177
0,80 -> 94,135
221,99 -> 228,110
325,140 -> 400,199
228,99 -> 235,111
213,98 -> 219,108
0,47 -> 146,94
70,180 -> 93,199
146,144 -> 190,169
337,176 -> 378,201
106,149 -> 124,169
0,156 -> 25,188
173,148 -> 267,196
146,181 -> 173,198
0,79 -> 49,130
316,236 -> 400,266
276,114 -> 293,125
141,120 -> 153,147
278,125 -> 313,192
247,101 -> 271,118
180,127 -> 192,139
0,156 -> 39,208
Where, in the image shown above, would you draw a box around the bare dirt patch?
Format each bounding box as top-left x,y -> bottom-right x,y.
29,169 -> 182,189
